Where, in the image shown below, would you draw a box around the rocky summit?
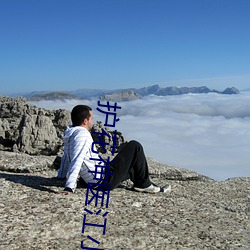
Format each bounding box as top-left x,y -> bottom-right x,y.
0,96 -> 125,156
0,96 -> 249,249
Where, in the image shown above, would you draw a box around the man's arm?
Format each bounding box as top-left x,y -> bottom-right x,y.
65,130 -> 90,192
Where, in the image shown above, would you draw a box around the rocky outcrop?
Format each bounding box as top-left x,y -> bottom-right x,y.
0,153 -> 249,249
0,96 -> 70,155
0,151 -> 55,173
0,150 -> 210,182
91,122 -> 126,154
0,96 -> 125,156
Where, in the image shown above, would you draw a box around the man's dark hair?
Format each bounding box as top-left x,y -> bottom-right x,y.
71,105 -> 92,126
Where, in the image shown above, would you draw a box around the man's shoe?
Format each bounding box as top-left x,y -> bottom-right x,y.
133,183 -> 161,193
133,183 -> 171,193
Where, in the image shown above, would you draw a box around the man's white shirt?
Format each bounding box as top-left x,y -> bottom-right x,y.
57,126 -> 104,192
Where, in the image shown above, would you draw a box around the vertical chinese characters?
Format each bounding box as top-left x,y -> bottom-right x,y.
81,101 -> 121,250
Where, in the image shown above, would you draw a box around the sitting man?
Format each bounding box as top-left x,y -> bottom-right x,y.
57,105 -> 171,193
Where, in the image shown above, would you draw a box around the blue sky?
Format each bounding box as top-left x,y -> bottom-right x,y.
0,0 -> 250,95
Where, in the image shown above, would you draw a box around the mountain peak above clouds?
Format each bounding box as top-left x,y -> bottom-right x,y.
98,85 -> 240,102
12,85 -> 240,101
222,87 -> 240,94
99,90 -> 141,102
133,85 -> 240,96
27,91 -> 81,101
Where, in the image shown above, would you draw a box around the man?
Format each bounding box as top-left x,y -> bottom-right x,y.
57,105 -> 171,193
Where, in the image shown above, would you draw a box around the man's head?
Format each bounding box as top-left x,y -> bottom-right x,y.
71,105 -> 93,131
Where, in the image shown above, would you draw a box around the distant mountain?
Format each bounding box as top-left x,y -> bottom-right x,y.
130,85 -> 240,96
99,90 -> 140,102
15,85 -> 240,101
11,91 -> 51,98
97,86 -> 240,102
70,88 -> 113,99
221,87 -> 240,95
27,91 -> 81,101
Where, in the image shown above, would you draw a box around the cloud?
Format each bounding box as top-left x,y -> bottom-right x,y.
117,93 -> 250,118
30,92 -> 250,180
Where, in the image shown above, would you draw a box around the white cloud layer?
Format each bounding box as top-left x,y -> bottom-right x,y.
30,92 -> 250,181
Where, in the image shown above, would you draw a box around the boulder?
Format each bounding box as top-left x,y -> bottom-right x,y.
0,96 -> 68,155
0,96 -> 125,155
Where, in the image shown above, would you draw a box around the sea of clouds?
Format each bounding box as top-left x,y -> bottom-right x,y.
30,92 -> 250,181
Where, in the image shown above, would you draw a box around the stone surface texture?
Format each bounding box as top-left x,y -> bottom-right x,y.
0,157 -> 249,250
0,96 -> 124,156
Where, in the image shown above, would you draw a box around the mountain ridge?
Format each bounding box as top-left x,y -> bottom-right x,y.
9,84 -> 240,101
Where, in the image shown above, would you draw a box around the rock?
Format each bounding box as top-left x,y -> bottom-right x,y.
91,121 -> 126,154
0,96 -> 124,156
0,96 -> 68,155
146,157 -> 213,181
0,151 -> 55,173
0,157 -> 249,249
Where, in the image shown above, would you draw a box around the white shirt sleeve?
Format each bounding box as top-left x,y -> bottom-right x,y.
65,129 -> 90,192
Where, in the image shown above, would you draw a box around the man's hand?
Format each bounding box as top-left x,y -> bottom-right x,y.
59,190 -> 73,195
49,190 -> 73,196
56,187 -> 74,195
63,187 -> 74,193
50,187 -> 74,196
